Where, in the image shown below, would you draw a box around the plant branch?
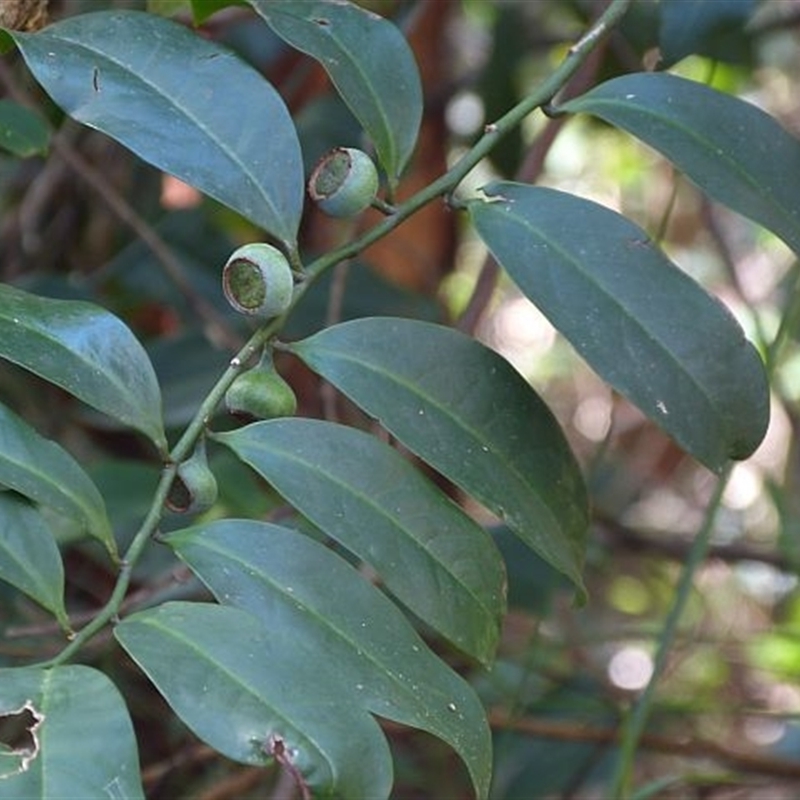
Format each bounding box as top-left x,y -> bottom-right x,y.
490,711 -> 800,780
596,511 -> 796,571
35,0 -> 633,667
608,465 -> 733,798
41,322 -> 278,667
457,19 -> 611,334
299,0 -> 634,287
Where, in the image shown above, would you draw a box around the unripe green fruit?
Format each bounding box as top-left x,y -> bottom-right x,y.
225,363 -> 297,421
166,440 -> 218,514
308,147 -> 379,218
222,243 -> 294,318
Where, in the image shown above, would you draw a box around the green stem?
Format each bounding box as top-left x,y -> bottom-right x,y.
303,0 -> 634,282
40,0 -> 633,667
609,465 -> 732,798
42,323 -> 277,668
765,260 -> 800,375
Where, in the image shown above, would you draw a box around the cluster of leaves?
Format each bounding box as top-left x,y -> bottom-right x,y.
0,0 -> 797,797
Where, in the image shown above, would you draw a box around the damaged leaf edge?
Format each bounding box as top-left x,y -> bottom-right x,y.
0,700 -> 44,780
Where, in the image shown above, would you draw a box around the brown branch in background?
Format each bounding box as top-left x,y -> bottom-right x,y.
596,512 -> 794,572
141,743 -> 218,791
0,58 -> 244,352
489,711 -> 800,780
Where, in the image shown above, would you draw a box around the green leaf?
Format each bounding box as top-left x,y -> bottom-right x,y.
251,0 -> 422,187
561,73 -> 800,255
164,520 -> 492,798
9,10 -> 303,250
116,601 -> 394,799
213,418 -> 505,665
190,0 -> 243,23
0,283 -> 166,453
0,402 -> 114,555
0,99 -> 49,157
0,665 -> 144,799
469,182 -> 769,471
289,318 -> 588,593
0,494 -> 68,628
659,0 -> 758,67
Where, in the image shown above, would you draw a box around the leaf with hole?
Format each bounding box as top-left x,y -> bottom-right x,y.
8,10 -> 303,250
289,318 -> 588,593
0,401 -> 114,556
163,520 -> 492,798
0,666 -> 144,799
213,418 -> 505,665
251,0 -> 422,187
470,182 -> 769,471
0,494 -> 68,629
0,284 -> 166,453
562,73 -> 800,255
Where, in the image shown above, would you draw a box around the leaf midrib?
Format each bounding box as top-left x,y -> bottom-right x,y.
0,317 -> 150,435
262,1 -> 417,177
229,438 -> 499,635
485,201 -> 724,446
571,83 -> 800,253
33,20 -> 293,240
181,535 -> 468,723
296,339 -> 574,553
121,614 -> 335,776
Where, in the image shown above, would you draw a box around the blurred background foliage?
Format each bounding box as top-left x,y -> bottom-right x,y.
2,0 -> 800,797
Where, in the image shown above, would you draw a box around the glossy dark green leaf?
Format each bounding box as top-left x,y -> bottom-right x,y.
0,665 -> 144,799
0,99 -> 49,157
290,318 -> 588,592
0,402 -> 114,555
116,601 -> 393,799
562,73 -> 800,255
164,521 -> 492,798
0,494 -> 67,628
9,10 -> 303,250
0,284 -> 166,453
659,0 -> 757,66
213,419 -> 505,664
251,0 -> 422,187
470,182 -> 769,471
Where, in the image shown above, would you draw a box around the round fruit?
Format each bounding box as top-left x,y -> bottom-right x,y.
308,147 -> 379,218
166,440 -> 218,514
222,243 -> 294,318
225,361 -> 297,421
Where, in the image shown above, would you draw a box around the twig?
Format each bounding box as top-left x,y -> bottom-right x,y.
609,466 -> 733,797
34,0 -> 636,669
457,16 -> 611,335
595,512 -> 794,572
301,0 -> 635,284
490,711 -> 800,780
